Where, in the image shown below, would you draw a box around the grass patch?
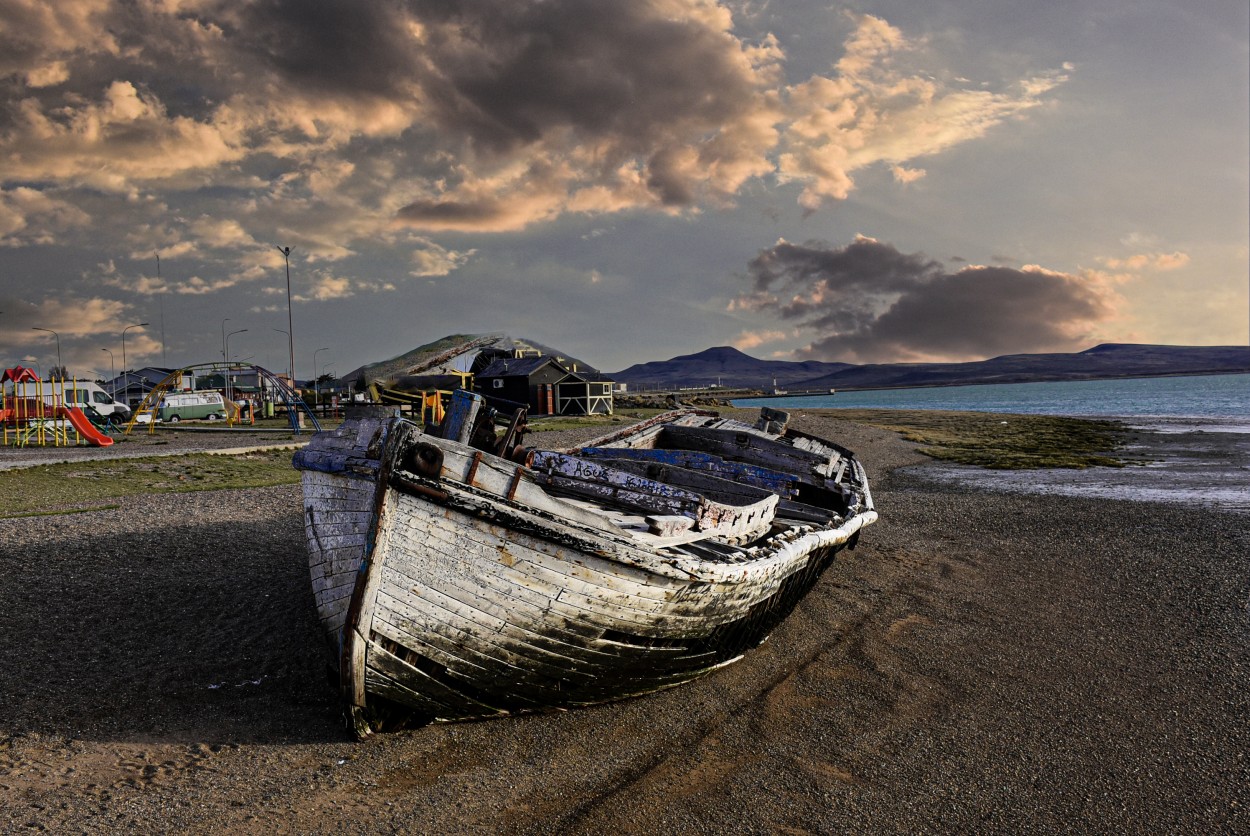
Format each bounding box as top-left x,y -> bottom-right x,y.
5,504 -> 122,519
0,449 -> 300,516
829,408 -> 1129,469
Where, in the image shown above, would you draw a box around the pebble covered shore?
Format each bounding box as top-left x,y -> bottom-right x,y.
1,413 -> 1247,833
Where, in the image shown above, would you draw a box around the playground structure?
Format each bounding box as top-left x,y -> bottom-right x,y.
125,362 -> 321,435
372,378 -> 462,426
2,367 -> 116,447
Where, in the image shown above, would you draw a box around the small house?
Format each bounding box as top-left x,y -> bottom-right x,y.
474,356 -> 570,415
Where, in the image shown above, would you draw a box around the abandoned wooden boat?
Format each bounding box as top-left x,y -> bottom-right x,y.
293,395 -> 877,736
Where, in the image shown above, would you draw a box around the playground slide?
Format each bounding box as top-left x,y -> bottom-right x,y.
62,406 -> 114,446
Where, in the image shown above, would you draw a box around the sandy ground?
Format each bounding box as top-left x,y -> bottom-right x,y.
1,413 -> 1247,834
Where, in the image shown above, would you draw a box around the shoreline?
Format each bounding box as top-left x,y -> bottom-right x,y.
1,411 -> 1247,832
906,415 -> 1250,514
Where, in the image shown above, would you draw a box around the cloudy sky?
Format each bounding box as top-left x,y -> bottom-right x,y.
1,0 -> 1246,380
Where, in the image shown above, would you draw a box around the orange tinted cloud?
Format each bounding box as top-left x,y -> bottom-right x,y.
1,2 -> 1068,243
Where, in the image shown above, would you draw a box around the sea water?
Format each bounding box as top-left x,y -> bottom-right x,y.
737,372 -> 1250,513
735,372 -> 1250,429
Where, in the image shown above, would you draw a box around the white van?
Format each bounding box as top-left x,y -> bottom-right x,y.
158,391 -> 226,423
8,379 -> 132,424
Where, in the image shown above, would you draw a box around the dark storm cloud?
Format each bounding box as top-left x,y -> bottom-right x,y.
404,0 -> 762,151
740,237 -> 1117,362
239,0 -> 421,99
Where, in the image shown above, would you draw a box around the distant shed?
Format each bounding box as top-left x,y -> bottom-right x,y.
556,370 -> 614,415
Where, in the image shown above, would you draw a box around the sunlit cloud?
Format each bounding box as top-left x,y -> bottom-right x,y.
1100,251 -> 1190,271
409,239 -> 475,277
12,295 -> 132,337
0,1 -> 1068,251
733,329 -> 789,350
890,165 -> 926,183
0,187 -> 91,246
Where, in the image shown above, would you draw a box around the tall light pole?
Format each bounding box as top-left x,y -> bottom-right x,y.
155,251 -> 167,368
220,317 -> 231,363
226,328 -> 247,404
31,327 -> 61,379
121,322 -> 149,404
313,346 -> 329,404
277,245 -> 294,386
101,348 -> 115,399
272,328 -> 290,379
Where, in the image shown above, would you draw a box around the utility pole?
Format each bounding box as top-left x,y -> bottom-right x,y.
277,245 -> 294,387
155,251 -> 167,367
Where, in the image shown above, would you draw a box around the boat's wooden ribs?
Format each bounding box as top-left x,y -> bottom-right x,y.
527,450 -> 778,540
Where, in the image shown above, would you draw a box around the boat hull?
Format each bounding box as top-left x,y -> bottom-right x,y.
296,408 -> 875,734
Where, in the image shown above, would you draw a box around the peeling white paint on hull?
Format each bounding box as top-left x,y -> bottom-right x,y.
294,404 -> 876,736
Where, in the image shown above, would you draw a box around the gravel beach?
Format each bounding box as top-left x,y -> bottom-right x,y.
1,413 -> 1247,833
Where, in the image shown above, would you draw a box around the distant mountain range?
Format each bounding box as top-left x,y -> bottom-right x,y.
612,344 -> 1250,391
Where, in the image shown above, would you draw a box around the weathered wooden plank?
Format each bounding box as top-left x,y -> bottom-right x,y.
363,667 -> 449,715
321,608 -> 349,632
378,564 -> 667,669
371,604 -> 566,706
646,515 -> 694,536
569,408 -> 715,451
530,451 -> 703,502
382,472 -> 820,597
311,572 -> 358,597
577,447 -> 796,495
589,457 -> 774,505
370,604 -> 497,682
307,552 -> 363,578
390,514 -> 718,626
422,570 -> 692,659
439,389 -> 482,444
366,640 -> 507,716
300,482 -> 376,506
314,581 -> 357,616
304,533 -> 370,557
528,451 -> 777,540
658,425 -> 835,476
371,595 -> 735,711
411,435 -> 619,533
301,503 -> 375,523
376,576 -> 610,683
386,492 -> 689,602
383,530 -> 700,637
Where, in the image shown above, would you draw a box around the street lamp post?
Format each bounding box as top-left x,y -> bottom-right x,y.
121,322 -> 149,406
313,347 -> 329,406
225,328 -> 247,404
31,328 -> 61,379
271,328 -> 290,379
155,252 -> 167,368
100,348 -> 115,399
277,246 -> 294,388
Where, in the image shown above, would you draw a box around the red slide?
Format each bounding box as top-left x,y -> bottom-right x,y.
61,406 -> 115,446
